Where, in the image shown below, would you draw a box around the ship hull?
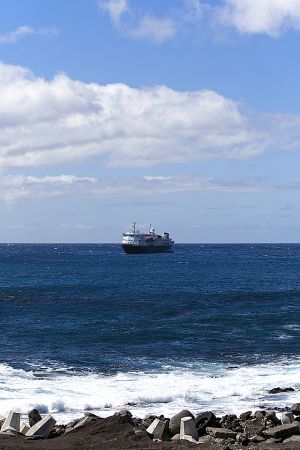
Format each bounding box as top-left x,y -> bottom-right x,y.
122,244 -> 173,254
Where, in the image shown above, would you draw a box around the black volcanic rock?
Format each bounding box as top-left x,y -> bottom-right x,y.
291,403 -> 300,416
268,387 -> 295,394
28,409 -> 42,427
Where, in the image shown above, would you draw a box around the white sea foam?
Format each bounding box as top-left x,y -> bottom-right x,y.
0,360 -> 299,423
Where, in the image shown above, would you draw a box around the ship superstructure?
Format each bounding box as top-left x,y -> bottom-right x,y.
122,222 -> 174,254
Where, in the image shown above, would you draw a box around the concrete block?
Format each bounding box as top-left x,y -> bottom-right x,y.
26,414 -> 56,438
284,435 -> 300,443
180,416 -> 198,443
262,422 -> 300,440
1,411 -> 20,432
0,430 -> 18,437
169,410 -> 194,436
20,422 -> 30,435
146,418 -> 166,440
281,412 -> 295,424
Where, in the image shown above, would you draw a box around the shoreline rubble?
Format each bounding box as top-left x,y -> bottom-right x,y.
0,401 -> 300,449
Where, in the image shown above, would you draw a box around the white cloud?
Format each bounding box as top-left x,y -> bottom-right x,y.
130,15 -> 176,43
0,25 -> 58,44
59,224 -> 95,230
0,174 -> 97,203
0,62 -> 275,171
98,0 -> 300,40
0,173 -> 282,205
99,0 -> 177,42
98,0 -> 129,26
183,0 -> 203,20
218,0 -> 300,36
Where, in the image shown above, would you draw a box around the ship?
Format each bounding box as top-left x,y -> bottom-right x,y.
122,222 -> 174,254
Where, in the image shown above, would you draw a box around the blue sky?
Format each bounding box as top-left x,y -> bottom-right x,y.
0,0 -> 300,242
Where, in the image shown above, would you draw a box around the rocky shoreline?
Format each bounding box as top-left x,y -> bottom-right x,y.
1,400 -> 300,450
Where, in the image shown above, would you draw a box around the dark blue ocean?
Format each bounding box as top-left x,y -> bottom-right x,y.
0,244 -> 299,420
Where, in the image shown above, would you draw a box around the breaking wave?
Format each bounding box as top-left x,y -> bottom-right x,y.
0,358 -> 299,422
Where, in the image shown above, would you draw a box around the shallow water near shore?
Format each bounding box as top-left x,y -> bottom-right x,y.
0,243 -> 299,422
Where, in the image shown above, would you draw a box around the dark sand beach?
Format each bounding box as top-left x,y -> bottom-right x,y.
1,408 -> 300,450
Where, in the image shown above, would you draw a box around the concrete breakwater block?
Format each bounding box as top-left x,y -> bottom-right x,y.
0,429 -> 19,437
180,416 -> 199,443
146,418 -> 166,440
169,410 -> 194,436
284,435 -> 300,443
1,411 -> 21,433
262,422 -> 300,440
20,422 -> 30,435
26,414 -> 56,439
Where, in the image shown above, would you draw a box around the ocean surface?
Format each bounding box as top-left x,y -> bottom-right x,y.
0,243 -> 300,422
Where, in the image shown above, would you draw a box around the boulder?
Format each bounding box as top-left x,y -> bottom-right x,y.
48,424 -> 66,438
146,418 -> 168,441
26,414 -> 56,439
115,410 -> 133,425
220,414 -> 242,432
254,410 -> 266,419
180,416 -> 198,443
171,433 -> 180,441
268,387 -> 295,394
169,410 -> 194,436
28,409 -> 42,427
291,403 -> 300,416
236,433 -> 248,445
115,409 -> 132,418
206,427 -> 237,440
281,412 -> 295,424
72,413 -> 102,430
1,411 -> 21,433
262,422 -> 300,440
265,437 -> 281,444
239,411 -> 252,421
84,412 -> 102,418
244,417 -> 265,438
250,435 -> 265,443
265,411 -> 281,426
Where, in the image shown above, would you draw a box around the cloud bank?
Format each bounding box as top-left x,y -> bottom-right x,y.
0,174 -> 273,204
0,61 -> 274,170
1,173 -> 299,205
